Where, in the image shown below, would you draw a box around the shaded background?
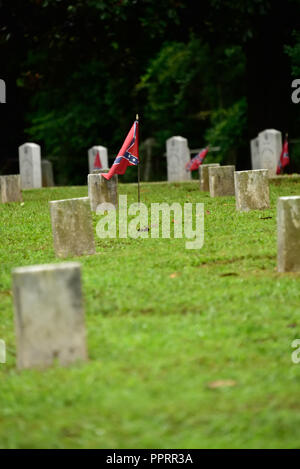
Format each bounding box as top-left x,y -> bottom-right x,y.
0,0 -> 300,184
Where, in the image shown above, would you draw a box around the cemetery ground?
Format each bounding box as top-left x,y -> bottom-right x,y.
1,180 -> 300,449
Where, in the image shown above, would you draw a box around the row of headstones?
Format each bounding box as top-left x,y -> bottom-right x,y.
3,163 -> 300,272
199,163 -> 300,273
11,172 -> 118,370
166,129 -> 283,182
1,143 -> 109,196
199,164 -> 270,212
12,179 -> 300,370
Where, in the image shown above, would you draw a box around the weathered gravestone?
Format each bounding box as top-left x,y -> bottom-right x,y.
12,262 -> 87,369
199,163 -> 220,191
88,146 -> 108,173
258,129 -> 282,176
234,169 -> 270,212
0,175 -> 23,203
88,173 -> 118,212
277,196 -> 300,272
41,160 -> 55,187
19,143 -> 42,189
49,197 -> 95,258
166,136 -> 191,182
209,165 -> 235,197
250,137 -> 260,170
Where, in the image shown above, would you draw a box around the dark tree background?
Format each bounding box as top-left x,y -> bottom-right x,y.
0,0 -> 300,184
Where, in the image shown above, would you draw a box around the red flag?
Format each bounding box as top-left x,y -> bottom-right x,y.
102,119 -> 139,180
93,151 -> 102,170
276,136 -> 290,175
186,147 -> 209,171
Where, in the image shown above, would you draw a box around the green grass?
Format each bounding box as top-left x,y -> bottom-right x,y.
1,180 -> 300,449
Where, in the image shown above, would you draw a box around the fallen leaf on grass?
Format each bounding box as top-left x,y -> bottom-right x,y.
170,272 -> 180,278
219,272 -> 238,277
0,290 -> 12,297
208,379 -> 237,389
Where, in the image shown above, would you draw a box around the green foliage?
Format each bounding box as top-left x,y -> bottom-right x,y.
205,98 -> 247,164
138,38 -> 246,151
1,0 -> 300,180
285,33 -> 300,76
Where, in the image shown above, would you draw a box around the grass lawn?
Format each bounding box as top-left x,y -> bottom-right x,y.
1,180 -> 300,449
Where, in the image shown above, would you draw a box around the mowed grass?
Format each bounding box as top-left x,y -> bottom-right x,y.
1,180 -> 300,449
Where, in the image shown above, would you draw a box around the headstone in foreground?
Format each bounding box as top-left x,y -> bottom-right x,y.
250,137 -> 260,170
209,165 -> 235,197
199,163 -> 220,191
88,146 -> 108,173
88,173 -> 118,212
19,142 -> 42,189
41,160 -> 55,187
277,196 -> 300,272
13,262 -> 87,369
49,197 -> 95,258
166,136 -> 191,182
258,129 -> 282,176
0,175 -> 23,203
234,169 -> 270,212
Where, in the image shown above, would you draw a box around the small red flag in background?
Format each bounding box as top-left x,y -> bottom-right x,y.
102,118 -> 139,180
93,151 -> 102,170
276,135 -> 290,175
186,147 -> 209,171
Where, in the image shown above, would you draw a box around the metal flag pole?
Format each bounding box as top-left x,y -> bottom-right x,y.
136,113 -> 140,204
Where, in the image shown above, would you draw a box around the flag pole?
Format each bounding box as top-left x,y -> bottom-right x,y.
136,113 -> 140,204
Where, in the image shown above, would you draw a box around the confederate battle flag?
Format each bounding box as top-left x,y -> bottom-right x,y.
276,135 -> 290,175
93,151 -> 102,170
102,117 -> 139,180
186,147 -> 209,171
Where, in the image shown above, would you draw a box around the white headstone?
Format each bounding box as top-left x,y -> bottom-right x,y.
258,129 -> 282,176
277,196 -> 300,272
250,137 -> 260,170
49,197 -> 95,258
166,136 -> 191,182
234,169 -> 270,212
88,146 -> 108,173
12,262 -> 87,369
19,142 -> 42,189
